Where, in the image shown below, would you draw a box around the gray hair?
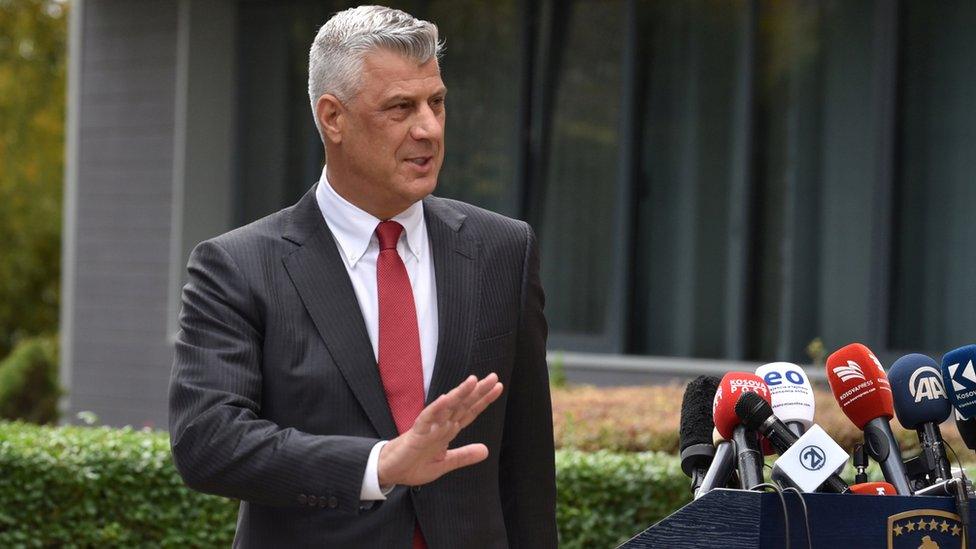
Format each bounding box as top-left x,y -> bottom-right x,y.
308,5 -> 443,140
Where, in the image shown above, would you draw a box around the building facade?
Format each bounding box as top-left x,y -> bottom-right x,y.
62,0 -> 976,427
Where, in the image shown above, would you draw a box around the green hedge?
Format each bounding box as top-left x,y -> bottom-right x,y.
0,335 -> 60,423
0,421 -> 689,548
0,421 -> 237,547
555,450 -> 689,548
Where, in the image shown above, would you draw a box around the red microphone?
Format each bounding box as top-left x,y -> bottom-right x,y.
826,343 -> 911,494
850,482 -> 897,495
826,343 -> 893,428
713,372 -> 770,489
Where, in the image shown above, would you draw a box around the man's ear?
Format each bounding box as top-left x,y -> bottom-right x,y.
315,94 -> 344,144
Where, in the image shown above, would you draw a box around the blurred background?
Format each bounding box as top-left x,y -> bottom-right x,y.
17,0 -> 970,430
1,0 -> 975,546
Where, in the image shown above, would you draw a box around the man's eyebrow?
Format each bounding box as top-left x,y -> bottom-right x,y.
383,88 -> 448,104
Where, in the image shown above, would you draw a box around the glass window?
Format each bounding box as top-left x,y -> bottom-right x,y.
890,1 -> 976,352
537,0 -> 624,350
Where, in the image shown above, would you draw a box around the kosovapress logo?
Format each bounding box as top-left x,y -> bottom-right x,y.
834,361 -> 866,383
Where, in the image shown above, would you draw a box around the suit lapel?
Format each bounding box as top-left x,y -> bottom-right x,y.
424,197 -> 480,403
281,187 -> 398,440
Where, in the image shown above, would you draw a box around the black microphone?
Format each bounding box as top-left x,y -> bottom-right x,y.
956,412 -> 976,453
735,391 -> 849,493
714,373 -> 769,490
889,354 -> 952,485
679,376 -> 721,495
696,429 -> 735,498
852,443 -> 868,484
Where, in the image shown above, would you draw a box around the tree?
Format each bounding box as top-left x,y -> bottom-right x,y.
0,0 -> 67,358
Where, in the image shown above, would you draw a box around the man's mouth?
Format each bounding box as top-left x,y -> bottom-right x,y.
406,156 -> 433,167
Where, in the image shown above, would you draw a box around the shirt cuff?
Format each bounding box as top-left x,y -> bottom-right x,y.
360,440 -> 394,500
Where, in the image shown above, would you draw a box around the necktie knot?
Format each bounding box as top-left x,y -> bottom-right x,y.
376,220 -> 404,251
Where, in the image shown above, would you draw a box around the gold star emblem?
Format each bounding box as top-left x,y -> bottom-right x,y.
940,520 -> 950,532
917,518 -> 928,531
906,520 -> 916,532
952,524 -> 961,536
893,524 -> 904,536
929,518 -> 939,530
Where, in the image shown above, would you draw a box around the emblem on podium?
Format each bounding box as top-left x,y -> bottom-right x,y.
887,509 -> 966,548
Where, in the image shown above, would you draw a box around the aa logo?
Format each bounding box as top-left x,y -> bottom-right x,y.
887,509 -> 966,548
909,367 -> 947,403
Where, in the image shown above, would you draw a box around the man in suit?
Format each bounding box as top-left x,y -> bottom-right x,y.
168,5 -> 557,548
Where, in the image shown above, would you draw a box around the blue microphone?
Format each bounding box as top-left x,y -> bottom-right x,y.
890,353 -> 952,486
942,345 -> 976,419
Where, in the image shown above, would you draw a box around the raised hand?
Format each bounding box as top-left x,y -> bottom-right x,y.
377,373 -> 504,488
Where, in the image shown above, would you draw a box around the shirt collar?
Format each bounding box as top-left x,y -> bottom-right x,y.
315,165 -> 425,266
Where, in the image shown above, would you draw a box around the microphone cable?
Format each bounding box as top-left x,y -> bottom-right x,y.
781,486 -> 812,549
755,482 -> 790,549
943,441 -> 970,542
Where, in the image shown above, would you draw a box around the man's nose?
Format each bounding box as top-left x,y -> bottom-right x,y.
409,104 -> 443,141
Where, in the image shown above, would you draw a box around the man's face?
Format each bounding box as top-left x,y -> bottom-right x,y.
336,49 -> 446,218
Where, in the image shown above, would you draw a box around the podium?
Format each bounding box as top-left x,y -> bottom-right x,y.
620,489 -> 972,548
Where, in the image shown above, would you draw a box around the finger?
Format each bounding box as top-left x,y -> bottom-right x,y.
412,376 -> 478,434
457,382 -> 504,428
414,376 -> 478,432
431,443 -> 489,477
448,373 -> 498,423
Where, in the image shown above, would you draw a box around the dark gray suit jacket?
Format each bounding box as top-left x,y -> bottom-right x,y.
168,186 -> 557,548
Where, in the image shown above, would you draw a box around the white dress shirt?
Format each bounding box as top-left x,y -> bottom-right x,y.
314,166 -> 439,500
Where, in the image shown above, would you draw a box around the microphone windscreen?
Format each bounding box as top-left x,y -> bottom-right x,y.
955,410 -> 976,450
850,482 -> 897,496
680,376 -> 721,452
713,372 -> 771,440
941,345 -> 976,419
756,362 -> 815,429
888,353 -> 950,429
826,343 -> 893,429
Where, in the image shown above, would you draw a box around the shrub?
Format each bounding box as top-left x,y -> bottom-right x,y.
0,335 -> 60,423
0,421 -> 689,548
555,450 -> 689,549
0,421 -> 237,547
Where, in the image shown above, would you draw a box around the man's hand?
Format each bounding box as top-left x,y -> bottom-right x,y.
377,373 -> 503,488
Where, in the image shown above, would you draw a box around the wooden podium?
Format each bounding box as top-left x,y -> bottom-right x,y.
620,489 -> 972,548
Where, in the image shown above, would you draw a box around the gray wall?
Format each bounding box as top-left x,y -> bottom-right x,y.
61,0 -> 235,428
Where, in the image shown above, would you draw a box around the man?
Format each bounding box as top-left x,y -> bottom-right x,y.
168,5 -> 556,548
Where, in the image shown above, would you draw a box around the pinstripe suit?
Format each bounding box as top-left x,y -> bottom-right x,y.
168,185 -> 557,548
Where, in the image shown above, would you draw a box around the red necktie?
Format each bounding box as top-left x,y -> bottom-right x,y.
375,221 -> 427,549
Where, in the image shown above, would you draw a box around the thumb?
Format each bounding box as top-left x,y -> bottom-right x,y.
431,444 -> 489,477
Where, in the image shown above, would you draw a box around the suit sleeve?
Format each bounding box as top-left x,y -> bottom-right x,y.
499,224 -> 558,547
168,239 -> 377,513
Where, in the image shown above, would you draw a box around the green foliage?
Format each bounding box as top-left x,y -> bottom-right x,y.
0,335 -> 59,423
0,0 -> 66,358
556,450 -> 690,549
0,421 -> 697,547
0,421 -> 238,547
548,352 -> 567,388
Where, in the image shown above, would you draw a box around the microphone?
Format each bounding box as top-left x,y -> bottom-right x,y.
713,372 -> 770,490
755,362 -> 815,437
889,353 -> 952,485
942,344 -> 976,419
679,376 -> 721,495
735,391 -> 849,493
826,343 -> 912,494
696,428 -> 735,499
955,410 -> 976,452
850,482 -> 896,495
852,443 -> 868,484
